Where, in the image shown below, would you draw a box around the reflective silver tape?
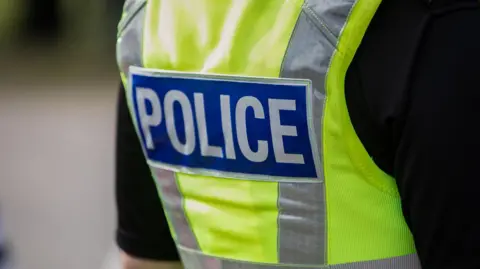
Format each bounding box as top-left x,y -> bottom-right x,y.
116,1 -> 146,79
277,0 -> 355,263
303,0 -> 356,39
277,182 -> 326,264
153,168 -> 199,250
178,247 -> 421,269
118,0 -> 147,34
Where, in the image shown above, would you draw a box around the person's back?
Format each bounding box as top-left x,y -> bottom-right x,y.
115,0 -> 480,268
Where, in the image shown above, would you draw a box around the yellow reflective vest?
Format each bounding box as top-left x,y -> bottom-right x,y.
116,0 -> 421,268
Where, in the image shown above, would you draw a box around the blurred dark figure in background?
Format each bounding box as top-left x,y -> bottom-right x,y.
109,0 -> 125,25
0,216 -> 7,269
23,0 -> 61,41
21,0 -> 123,49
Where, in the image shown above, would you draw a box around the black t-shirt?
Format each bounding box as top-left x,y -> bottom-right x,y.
115,0 -> 480,268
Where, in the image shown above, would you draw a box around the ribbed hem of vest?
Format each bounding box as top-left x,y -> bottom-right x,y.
116,229 -> 180,261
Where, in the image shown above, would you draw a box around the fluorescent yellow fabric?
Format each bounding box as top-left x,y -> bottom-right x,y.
116,0 -> 420,265
177,175 -> 279,263
142,0 -> 304,263
323,0 -> 417,264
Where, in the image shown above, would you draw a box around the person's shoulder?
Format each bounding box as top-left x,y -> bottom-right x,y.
349,2 -> 480,267
345,0 -> 430,175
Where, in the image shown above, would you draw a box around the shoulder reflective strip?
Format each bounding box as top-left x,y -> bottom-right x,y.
276,0 -> 357,263
303,0 -> 353,39
118,0 -> 147,35
153,169 -> 199,250
178,247 -> 421,269
116,2 -> 146,79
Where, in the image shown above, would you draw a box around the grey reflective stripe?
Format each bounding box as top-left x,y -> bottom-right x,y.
178,247 -> 421,269
277,182 -> 326,264
123,0 -> 142,14
118,0 -> 147,33
303,0 -> 355,39
116,1 -> 146,78
277,0 -> 356,263
153,168 -> 199,250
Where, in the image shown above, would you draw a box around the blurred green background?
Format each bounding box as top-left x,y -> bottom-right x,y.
0,0 -> 123,76
0,0 -> 122,50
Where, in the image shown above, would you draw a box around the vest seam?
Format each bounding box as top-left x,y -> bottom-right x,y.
322,0 -> 357,261
302,5 -> 338,48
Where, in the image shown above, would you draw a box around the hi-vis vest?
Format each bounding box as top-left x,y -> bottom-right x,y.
117,0 -> 421,268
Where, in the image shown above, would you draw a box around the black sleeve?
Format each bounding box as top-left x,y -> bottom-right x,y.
346,1 -> 480,268
395,5 -> 480,268
115,83 -> 180,261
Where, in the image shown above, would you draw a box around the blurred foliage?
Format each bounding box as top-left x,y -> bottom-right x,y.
0,0 -> 123,51
0,1 -> 24,41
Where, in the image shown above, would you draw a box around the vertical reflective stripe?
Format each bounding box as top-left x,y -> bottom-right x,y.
153,168 -> 200,250
278,0 -> 378,265
178,247 -> 421,269
116,2 -> 146,80
277,182 -> 325,264
276,0 -> 346,262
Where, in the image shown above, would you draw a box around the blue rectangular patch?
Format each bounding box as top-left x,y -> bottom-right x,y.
129,67 -> 319,180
